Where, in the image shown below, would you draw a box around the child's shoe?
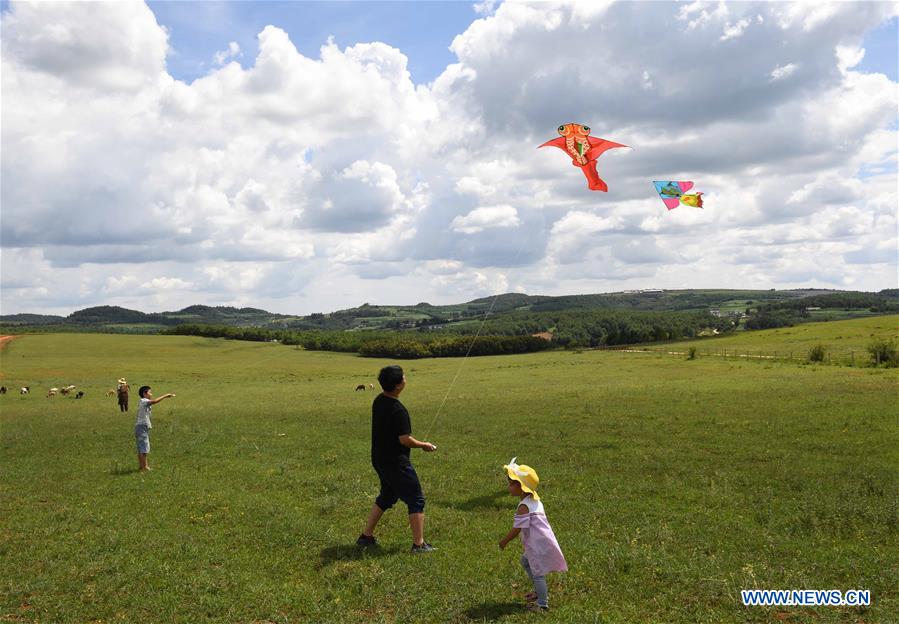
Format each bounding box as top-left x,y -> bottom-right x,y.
356,533 -> 378,547
410,542 -> 436,553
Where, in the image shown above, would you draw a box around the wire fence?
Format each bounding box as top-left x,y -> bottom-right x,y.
598,345 -> 890,367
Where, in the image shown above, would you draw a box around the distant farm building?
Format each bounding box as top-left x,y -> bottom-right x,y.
532,332 -> 554,342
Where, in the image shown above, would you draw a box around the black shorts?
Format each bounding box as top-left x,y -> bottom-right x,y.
373,462 -> 425,514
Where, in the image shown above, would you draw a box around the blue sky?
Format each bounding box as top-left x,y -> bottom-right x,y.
145,3 -> 898,84
149,0 -> 483,84
856,16 -> 898,80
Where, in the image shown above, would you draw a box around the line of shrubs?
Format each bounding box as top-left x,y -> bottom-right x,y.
163,324 -> 553,359
358,335 -> 553,358
806,337 -> 898,367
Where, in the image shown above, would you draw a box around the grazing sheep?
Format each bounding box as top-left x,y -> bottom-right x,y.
355,384 -> 366,391
20,387 -> 29,395
75,391 -> 84,399
368,383 -> 374,390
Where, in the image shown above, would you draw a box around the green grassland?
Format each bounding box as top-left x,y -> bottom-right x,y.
1,331 -> 897,623
652,315 -> 898,364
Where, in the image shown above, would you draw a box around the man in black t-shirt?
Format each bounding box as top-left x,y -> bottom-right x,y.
357,365 -> 438,553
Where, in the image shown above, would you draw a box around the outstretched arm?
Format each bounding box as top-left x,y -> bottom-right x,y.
398,434 -> 436,452
149,393 -> 176,406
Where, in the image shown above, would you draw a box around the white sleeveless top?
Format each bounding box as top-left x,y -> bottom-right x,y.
518,494 -> 544,515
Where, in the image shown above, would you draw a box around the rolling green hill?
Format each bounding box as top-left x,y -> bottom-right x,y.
4,289 -> 898,335
642,315 -> 898,366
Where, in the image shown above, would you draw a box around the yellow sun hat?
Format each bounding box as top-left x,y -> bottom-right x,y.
504,457 -> 540,500
117,378 -> 127,384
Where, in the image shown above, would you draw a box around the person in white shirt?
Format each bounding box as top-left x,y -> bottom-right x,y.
135,385 -> 175,472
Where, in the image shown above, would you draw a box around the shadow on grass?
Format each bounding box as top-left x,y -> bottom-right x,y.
462,601 -> 521,621
109,465 -> 140,476
318,544 -> 402,567
444,490 -> 506,512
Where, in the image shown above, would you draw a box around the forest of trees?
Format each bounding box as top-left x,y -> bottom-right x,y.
164,308 -> 733,357
163,324 -> 552,357
431,308 -> 733,347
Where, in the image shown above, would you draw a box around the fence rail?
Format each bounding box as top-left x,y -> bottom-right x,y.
597,345 -> 885,367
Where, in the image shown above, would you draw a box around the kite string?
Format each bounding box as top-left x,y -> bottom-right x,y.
422,292 -> 502,439
423,235 -> 531,440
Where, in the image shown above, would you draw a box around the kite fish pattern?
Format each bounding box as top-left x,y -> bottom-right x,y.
539,123 -> 628,192
653,181 -> 704,210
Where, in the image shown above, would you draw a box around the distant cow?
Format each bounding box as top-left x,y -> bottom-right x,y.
47,389 -> 57,397
0,386 -> 6,394
369,383 -> 374,389
355,384 -> 366,391
20,387 -> 29,395
60,385 -> 76,396
75,391 -> 84,399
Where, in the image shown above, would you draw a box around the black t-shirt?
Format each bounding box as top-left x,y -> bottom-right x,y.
371,394 -> 412,466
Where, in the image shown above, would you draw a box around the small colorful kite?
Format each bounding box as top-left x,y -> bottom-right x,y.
653,181 -> 704,210
539,123 -> 628,192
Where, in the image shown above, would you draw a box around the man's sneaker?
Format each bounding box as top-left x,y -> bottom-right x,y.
356,533 -> 378,547
410,542 -> 436,553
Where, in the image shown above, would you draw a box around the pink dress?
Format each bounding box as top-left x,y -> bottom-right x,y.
513,495 -> 568,576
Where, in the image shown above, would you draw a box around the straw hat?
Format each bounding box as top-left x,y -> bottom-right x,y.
117,378 -> 127,384
504,457 -> 540,500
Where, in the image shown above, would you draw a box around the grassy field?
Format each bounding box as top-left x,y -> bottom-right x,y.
643,315 -> 898,365
1,331 -> 897,623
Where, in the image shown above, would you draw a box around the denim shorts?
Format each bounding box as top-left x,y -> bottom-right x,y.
135,424 -> 150,454
373,462 -> 425,514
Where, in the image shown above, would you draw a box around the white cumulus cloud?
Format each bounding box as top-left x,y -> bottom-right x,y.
452,205 -> 521,234
1,0 -> 895,315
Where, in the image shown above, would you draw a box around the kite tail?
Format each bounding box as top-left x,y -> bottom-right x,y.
579,162 -> 608,192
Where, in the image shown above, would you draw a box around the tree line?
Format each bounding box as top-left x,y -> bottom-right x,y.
163,308 -> 732,356
744,291 -> 899,329
429,308 -> 733,347
162,324 -> 554,358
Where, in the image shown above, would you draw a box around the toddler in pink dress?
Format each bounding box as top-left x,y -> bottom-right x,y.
498,457 -> 567,611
